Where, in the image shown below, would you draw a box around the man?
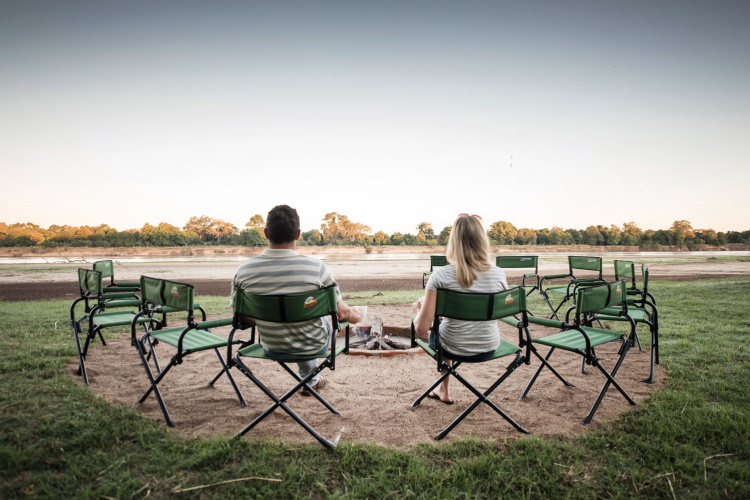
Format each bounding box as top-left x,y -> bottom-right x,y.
231,205 -> 361,395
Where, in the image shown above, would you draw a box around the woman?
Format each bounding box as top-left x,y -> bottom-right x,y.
412,214 -> 508,404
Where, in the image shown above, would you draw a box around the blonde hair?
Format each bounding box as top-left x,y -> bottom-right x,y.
446,215 -> 491,288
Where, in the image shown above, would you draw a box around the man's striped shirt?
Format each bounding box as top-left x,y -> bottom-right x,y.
231,249 -> 340,355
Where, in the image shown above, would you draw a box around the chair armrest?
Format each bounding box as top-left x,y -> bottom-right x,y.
196,317 -> 234,330
542,274 -> 570,280
104,298 -> 141,309
102,291 -> 139,300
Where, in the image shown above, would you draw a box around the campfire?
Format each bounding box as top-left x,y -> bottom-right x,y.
350,317 -> 410,351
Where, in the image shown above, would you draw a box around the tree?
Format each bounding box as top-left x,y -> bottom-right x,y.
583,226 -> 604,245
371,231 -> 390,245
621,222 -> 642,246
245,214 -> 265,230
548,226 -> 574,245
238,228 -> 267,246
515,228 -> 537,245
184,215 -> 237,243
600,225 -> 622,246
140,223 -> 187,246
437,226 -> 451,246
670,220 -> 695,247
320,213 -> 370,244
416,222 -> 435,241
487,221 -> 518,245
302,229 -> 323,246
390,232 -> 405,245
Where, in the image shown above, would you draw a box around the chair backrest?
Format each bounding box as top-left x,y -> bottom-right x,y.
233,286 -> 339,329
496,255 -> 538,271
575,280 -> 626,316
435,286 -> 526,321
641,264 -> 650,293
568,255 -> 603,279
430,255 -> 449,271
140,276 -> 194,312
614,260 -> 636,287
78,268 -> 102,296
93,260 -> 115,280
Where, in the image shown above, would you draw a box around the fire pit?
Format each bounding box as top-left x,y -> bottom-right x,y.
347,317 -> 423,357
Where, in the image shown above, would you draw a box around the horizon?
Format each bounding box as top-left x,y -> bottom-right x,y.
2,1 -> 749,234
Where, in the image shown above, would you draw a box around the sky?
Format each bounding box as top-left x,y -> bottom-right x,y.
2,0 -> 749,235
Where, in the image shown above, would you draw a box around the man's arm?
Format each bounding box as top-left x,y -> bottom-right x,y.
337,300 -> 362,324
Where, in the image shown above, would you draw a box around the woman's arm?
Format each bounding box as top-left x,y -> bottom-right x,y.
412,288 -> 437,337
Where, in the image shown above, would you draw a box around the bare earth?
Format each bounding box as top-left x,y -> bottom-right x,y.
4,249 -> 748,448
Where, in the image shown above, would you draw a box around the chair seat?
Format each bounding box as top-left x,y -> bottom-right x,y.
150,327 -> 229,352
237,342 -> 346,361
415,338 -> 520,361
501,315 -> 564,329
103,298 -> 141,308
533,327 -> 622,351
544,285 -> 569,295
92,311 -> 148,328
595,307 -> 649,322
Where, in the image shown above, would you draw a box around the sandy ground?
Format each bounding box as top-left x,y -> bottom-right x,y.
66,313 -> 663,449
4,251 -> 746,448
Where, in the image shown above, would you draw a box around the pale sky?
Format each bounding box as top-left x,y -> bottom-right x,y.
2,0 -> 749,235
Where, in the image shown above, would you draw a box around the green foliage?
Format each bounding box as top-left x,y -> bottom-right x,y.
1,280 -> 750,498
3,219 -> 750,248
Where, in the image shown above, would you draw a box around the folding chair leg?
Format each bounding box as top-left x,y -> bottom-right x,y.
643,321 -> 657,384
435,354 -> 529,440
207,348 -> 247,407
541,291 -> 562,320
233,357 -> 339,448
73,321 -> 89,385
279,362 -> 339,414
134,339 -> 175,427
583,340 -> 636,424
144,336 -> 162,374
521,347 -> 574,400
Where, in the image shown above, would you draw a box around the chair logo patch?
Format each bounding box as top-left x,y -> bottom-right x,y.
587,258 -> 597,263
87,274 -> 98,288
170,286 -> 180,298
504,294 -> 515,305
616,287 -> 622,295
304,296 -> 319,308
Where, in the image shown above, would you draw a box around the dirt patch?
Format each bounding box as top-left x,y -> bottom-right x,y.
67,309 -> 663,449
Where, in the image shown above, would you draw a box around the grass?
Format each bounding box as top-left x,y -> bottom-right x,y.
1,279 -> 749,498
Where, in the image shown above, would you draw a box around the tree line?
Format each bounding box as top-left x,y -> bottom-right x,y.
1,214 -> 748,250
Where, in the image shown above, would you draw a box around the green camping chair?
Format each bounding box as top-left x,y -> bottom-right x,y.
93,259 -> 140,292
423,255 -> 449,288
410,287 -> 531,440
539,256 -> 607,319
505,280 -> 636,424
131,276 -> 247,427
613,259 -> 657,305
592,264 -> 659,383
70,268 -> 148,385
496,256 -> 540,296
229,285 -> 350,449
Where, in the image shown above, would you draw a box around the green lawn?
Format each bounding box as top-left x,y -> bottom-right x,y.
1,279 -> 748,498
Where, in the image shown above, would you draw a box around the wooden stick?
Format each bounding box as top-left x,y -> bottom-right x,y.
172,476 -> 282,493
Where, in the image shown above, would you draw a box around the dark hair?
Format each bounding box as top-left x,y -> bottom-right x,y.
265,205 -> 300,244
